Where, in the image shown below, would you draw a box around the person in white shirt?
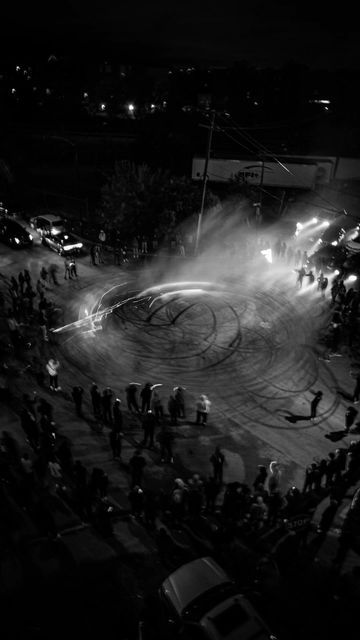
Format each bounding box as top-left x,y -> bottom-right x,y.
196,394 -> 211,425
46,357 -> 61,391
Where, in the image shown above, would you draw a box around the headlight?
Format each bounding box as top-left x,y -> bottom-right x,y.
29,234 -> 33,240
14,237 -> 20,244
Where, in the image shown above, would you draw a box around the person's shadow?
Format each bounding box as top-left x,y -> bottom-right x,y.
281,411 -> 310,423
325,429 -> 348,442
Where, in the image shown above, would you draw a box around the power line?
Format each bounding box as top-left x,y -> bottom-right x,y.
214,111 -> 347,214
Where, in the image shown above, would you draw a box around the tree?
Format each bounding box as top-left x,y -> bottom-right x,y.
100,161 -> 217,238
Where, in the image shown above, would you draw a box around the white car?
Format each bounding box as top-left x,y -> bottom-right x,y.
159,557 -> 278,640
29,214 -> 65,237
42,231 -> 83,256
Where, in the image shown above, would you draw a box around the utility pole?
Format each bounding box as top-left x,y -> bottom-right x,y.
254,156 -> 265,226
194,109 -> 216,255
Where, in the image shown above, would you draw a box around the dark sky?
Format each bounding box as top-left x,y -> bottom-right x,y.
3,0 -> 360,68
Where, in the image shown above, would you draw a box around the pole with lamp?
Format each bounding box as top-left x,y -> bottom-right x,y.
254,156 -> 265,226
194,109 -> 216,255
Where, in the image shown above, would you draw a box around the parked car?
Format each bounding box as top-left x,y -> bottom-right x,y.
29,214 -> 65,237
42,231 -> 83,256
0,217 -> 33,249
158,556 -> 278,640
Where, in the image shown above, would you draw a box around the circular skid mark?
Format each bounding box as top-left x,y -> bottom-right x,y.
61,279 -> 340,429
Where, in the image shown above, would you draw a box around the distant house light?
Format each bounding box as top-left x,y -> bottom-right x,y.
100,103 -> 106,111
127,103 -> 135,113
46,88 -> 51,95
309,98 -> 331,105
11,88 -> 16,94
150,103 -> 155,109
16,65 -> 20,72
83,92 -> 88,99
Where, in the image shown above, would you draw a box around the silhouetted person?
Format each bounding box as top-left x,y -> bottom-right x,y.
90,383 -> 102,418
129,449 -> 146,487
72,386 -> 84,416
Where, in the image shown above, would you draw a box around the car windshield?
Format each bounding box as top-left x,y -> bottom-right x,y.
5,221 -> 27,233
56,233 -> 75,243
183,583 -> 239,622
211,602 -> 250,636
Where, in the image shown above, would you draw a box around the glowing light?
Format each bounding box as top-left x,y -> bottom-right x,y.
260,248 -> 273,264
334,270 -> 340,275
331,241 -> 338,246
127,103 -> 135,112
323,220 -> 330,227
348,275 -> 357,282
296,222 -> 303,230
312,218 -> 318,224
14,237 -> 20,244
100,103 -> 106,111
29,234 -> 33,240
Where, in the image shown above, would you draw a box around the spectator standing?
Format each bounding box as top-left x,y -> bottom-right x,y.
157,425 -> 174,463
64,257 -> 72,279
253,465 -> 268,491
113,398 -> 123,432
352,373 -> 360,404
174,385 -> 186,419
132,236 -> 139,259
142,410 -> 157,449
98,229 -> 106,262
268,460 -> 281,494
48,264 -> 59,286
125,383 -> 140,413
72,386 -> 84,416
140,382 -> 153,414
90,383 -> 102,418
102,387 -> 113,425
151,389 -> 164,421
38,310 -> 49,342
46,357 -> 61,391
196,394 -> 211,425
18,271 -> 25,295
129,449 -> 146,487
90,243 -> 98,266
210,446 -> 225,484
168,394 -> 178,425
310,390 -> 323,421
345,406 -> 358,433
109,429 -> 122,459
69,256 -> 77,278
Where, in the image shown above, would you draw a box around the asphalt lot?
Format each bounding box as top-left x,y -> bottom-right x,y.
1,229 -> 360,639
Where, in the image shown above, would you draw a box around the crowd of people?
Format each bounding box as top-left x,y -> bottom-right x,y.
1,230 -> 360,566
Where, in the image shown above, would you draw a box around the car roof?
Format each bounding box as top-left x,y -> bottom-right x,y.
161,557 -> 231,616
33,214 -> 64,223
1,218 -> 28,231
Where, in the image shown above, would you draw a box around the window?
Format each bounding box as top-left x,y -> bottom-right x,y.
211,602 -> 249,636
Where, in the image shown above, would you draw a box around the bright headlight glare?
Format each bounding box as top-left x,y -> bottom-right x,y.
29,234 -> 33,240
14,237 -> 20,244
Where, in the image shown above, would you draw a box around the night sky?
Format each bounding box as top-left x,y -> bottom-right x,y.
2,0 -> 360,68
